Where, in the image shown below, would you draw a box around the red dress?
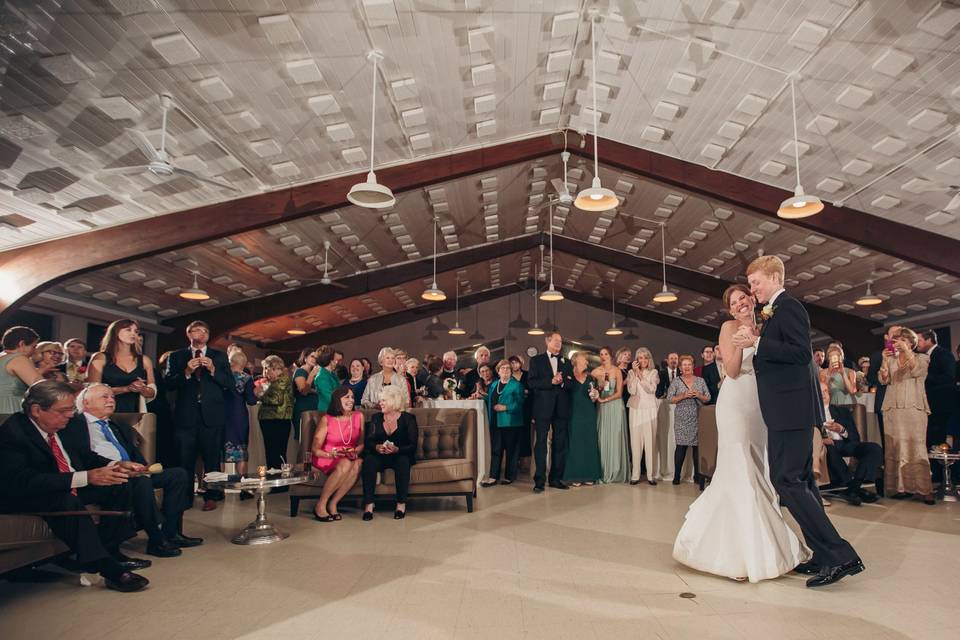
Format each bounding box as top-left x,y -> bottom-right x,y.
312,412 -> 363,474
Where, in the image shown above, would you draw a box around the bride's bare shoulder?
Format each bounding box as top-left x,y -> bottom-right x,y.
720,320 -> 739,334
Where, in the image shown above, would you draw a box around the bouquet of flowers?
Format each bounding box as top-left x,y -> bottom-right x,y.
443,377 -> 458,399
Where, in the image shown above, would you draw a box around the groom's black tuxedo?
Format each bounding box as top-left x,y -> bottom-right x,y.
754,290 -> 858,570
528,351 -> 573,486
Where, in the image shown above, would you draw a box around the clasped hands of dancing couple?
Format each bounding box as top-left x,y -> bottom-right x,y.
673,256 -> 864,588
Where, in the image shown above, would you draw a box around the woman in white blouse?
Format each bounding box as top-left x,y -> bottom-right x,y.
361,347 -> 411,409
626,346 -> 660,485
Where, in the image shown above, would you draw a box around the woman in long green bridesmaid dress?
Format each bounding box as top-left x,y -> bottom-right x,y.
594,347 -> 630,483
563,352 -> 603,485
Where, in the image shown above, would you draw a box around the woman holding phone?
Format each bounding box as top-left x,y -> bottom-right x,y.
820,344 -> 857,405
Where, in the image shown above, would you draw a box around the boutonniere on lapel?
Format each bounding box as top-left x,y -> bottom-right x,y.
760,303 -> 777,321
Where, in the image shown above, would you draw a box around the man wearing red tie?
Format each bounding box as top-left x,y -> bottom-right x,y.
163,321 -> 233,511
0,380 -> 149,592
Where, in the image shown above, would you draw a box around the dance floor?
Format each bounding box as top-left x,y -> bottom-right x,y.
1,480 -> 957,640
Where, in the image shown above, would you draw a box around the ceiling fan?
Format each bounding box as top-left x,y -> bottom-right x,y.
99,94 -> 238,192
315,241 -> 349,289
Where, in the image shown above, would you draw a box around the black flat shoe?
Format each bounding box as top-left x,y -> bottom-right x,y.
313,513 -> 334,522
500,479 -> 513,485
533,485 -> 545,493
168,533 -> 203,548
843,490 -> 862,506
890,492 -> 913,499
648,480 -> 657,486
793,561 -> 820,575
331,513 -> 343,521
629,480 -> 640,485
806,558 -> 865,588
362,512 -> 374,521
104,571 -> 149,593
394,509 -> 406,520
672,478 -> 681,485
480,479 -> 498,487
548,480 -> 569,490
858,490 -> 879,503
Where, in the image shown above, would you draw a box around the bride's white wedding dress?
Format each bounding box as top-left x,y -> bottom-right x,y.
672,347 -> 811,583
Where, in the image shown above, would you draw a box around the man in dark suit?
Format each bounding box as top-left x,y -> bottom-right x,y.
656,352 -> 679,399
819,382 -> 881,506
63,383 -> 202,556
163,320 -> 233,511
457,346 -> 491,399
700,345 -> 721,406
0,380 -> 149,592
735,255 -> 862,588
527,332 -> 573,492
57,337 -> 90,386
867,325 -> 901,446
917,330 -> 957,481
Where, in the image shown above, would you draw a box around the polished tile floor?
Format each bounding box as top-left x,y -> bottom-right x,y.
1,480 -> 957,640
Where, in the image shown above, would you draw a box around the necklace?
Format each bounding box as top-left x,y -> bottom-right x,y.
333,413 -> 353,446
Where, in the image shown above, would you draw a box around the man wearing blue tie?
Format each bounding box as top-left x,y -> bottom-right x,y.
62,383 -> 200,558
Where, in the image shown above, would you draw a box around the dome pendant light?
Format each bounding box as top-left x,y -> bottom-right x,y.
347,51 -> 396,210
180,271 -> 210,301
448,280 -> 466,335
777,78 -> 823,219
605,286 -> 623,336
421,216 -> 446,301
540,202 -> 564,302
287,327 -> 306,336
855,280 -> 883,306
574,13 -> 618,213
528,271 -> 545,336
652,223 -> 678,304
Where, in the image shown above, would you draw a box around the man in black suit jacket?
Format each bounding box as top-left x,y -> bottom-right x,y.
819,383 -> 882,506
700,345 -> 721,406
736,256 -> 862,588
62,383 -> 202,556
656,352 -> 679,399
163,321 -> 233,510
917,330 -> 957,481
0,381 -> 149,592
527,332 -> 573,492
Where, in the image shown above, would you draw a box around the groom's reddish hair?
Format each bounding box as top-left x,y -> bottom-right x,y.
746,255 -> 785,283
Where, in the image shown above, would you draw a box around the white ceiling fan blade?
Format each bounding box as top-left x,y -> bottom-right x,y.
124,128 -> 162,162
171,167 -> 239,192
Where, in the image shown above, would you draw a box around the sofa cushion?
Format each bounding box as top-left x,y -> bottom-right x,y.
381,458 -> 473,485
0,514 -> 58,551
418,424 -> 463,460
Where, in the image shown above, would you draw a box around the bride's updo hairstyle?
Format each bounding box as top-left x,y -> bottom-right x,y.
722,284 -> 753,316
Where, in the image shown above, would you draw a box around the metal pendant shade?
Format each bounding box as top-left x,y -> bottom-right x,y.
179,272 -> 209,301
347,51 -> 396,210
777,79 -> 823,219
421,216 -> 446,301
448,280 -> 466,334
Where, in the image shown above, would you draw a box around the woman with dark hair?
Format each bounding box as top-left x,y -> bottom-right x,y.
421,356 -> 445,399
0,326 -> 43,413
87,319 -> 156,413
292,347 -> 318,440
344,358 -> 368,401
360,357 -> 372,378
593,346 -> 629,483
310,387 -> 364,521
313,346 -> 340,413
509,354 -> 534,461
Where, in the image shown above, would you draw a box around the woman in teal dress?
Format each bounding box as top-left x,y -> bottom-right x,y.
593,347 -> 630,483
480,360 -> 526,486
563,352 -> 603,486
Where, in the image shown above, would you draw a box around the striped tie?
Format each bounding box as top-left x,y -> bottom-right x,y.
47,434 -> 76,496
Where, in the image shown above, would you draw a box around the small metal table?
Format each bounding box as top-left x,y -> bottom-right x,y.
210,475 -> 306,545
928,450 -> 960,503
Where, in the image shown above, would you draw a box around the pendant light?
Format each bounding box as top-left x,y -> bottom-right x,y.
653,223 -> 678,303
421,216 -> 446,301
605,285 -> 623,336
448,280 -> 466,335
855,280 -> 883,306
777,78 -> 823,219
429,316 -> 449,332
346,51 -> 396,209
286,327 -> 306,336
540,201 -> 564,301
528,272 -> 544,335
179,271 -> 210,301
574,13 -> 618,213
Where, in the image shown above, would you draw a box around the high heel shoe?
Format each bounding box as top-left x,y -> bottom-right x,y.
362,511 -> 374,521
313,513 -> 333,522
394,509 -> 406,520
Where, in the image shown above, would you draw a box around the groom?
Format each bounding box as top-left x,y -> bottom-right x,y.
733,255 -> 863,588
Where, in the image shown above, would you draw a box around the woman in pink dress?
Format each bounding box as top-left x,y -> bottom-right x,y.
311,386 -> 364,521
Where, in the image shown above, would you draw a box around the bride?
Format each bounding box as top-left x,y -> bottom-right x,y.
672,284 -> 811,582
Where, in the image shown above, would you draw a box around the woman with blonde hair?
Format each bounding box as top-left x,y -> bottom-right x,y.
820,344 -> 857,405
879,327 -> 934,504
361,347 -> 410,409
626,347 -> 660,485
563,352 -> 602,486
87,319 -> 156,412
256,354 -> 294,470
361,385 -> 419,520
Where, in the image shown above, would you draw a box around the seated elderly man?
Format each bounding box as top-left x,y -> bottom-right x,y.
820,381 -> 881,506
62,383 -> 202,557
0,380 -> 149,592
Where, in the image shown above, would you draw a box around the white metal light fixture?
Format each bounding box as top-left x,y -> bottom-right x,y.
855,280 -> 883,306
777,78 -> 824,219
540,201 -> 564,301
528,270 -> 545,335
421,216 -> 446,301
179,271 -> 210,301
347,51 -> 396,209
653,223 -> 678,303
605,285 -> 623,336
448,280 -> 466,335
287,327 -> 306,336
575,13 -> 618,213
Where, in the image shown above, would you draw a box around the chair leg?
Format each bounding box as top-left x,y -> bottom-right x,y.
289,496 -> 300,517
465,493 -> 474,513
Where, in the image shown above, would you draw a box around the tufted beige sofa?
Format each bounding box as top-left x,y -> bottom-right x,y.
289,408 -> 477,516
0,413 -> 156,576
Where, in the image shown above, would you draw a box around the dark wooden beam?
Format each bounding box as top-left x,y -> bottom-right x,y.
573,135 -> 960,279
0,134 -> 561,324
159,234 -> 543,350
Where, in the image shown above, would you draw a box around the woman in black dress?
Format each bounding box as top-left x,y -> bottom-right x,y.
87,318 -> 156,413
361,385 -> 419,521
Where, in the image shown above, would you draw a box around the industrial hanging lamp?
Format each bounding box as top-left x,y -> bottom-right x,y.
421,216 -> 446,301
347,51 -> 396,209
855,280 -> 883,306
540,202 -> 564,301
179,271 -> 210,301
605,285 -> 623,336
777,78 -> 824,219
652,223 -> 678,303
528,271 -> 545,336
448,280 -> 466,335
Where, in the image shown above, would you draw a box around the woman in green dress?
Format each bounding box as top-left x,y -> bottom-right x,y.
593,346 -> 630,483
563,352 -> 603,486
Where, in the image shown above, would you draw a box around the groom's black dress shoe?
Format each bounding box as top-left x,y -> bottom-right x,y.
533,485 -> 545,493
806,558 -> 865,588
843,490 -> 863,506
858,490 -> 879,503
793,561 -> 819,575
548,480 -> 569,490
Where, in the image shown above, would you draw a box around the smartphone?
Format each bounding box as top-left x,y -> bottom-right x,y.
884,339 -> 895,353
829,354 -> 840,367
